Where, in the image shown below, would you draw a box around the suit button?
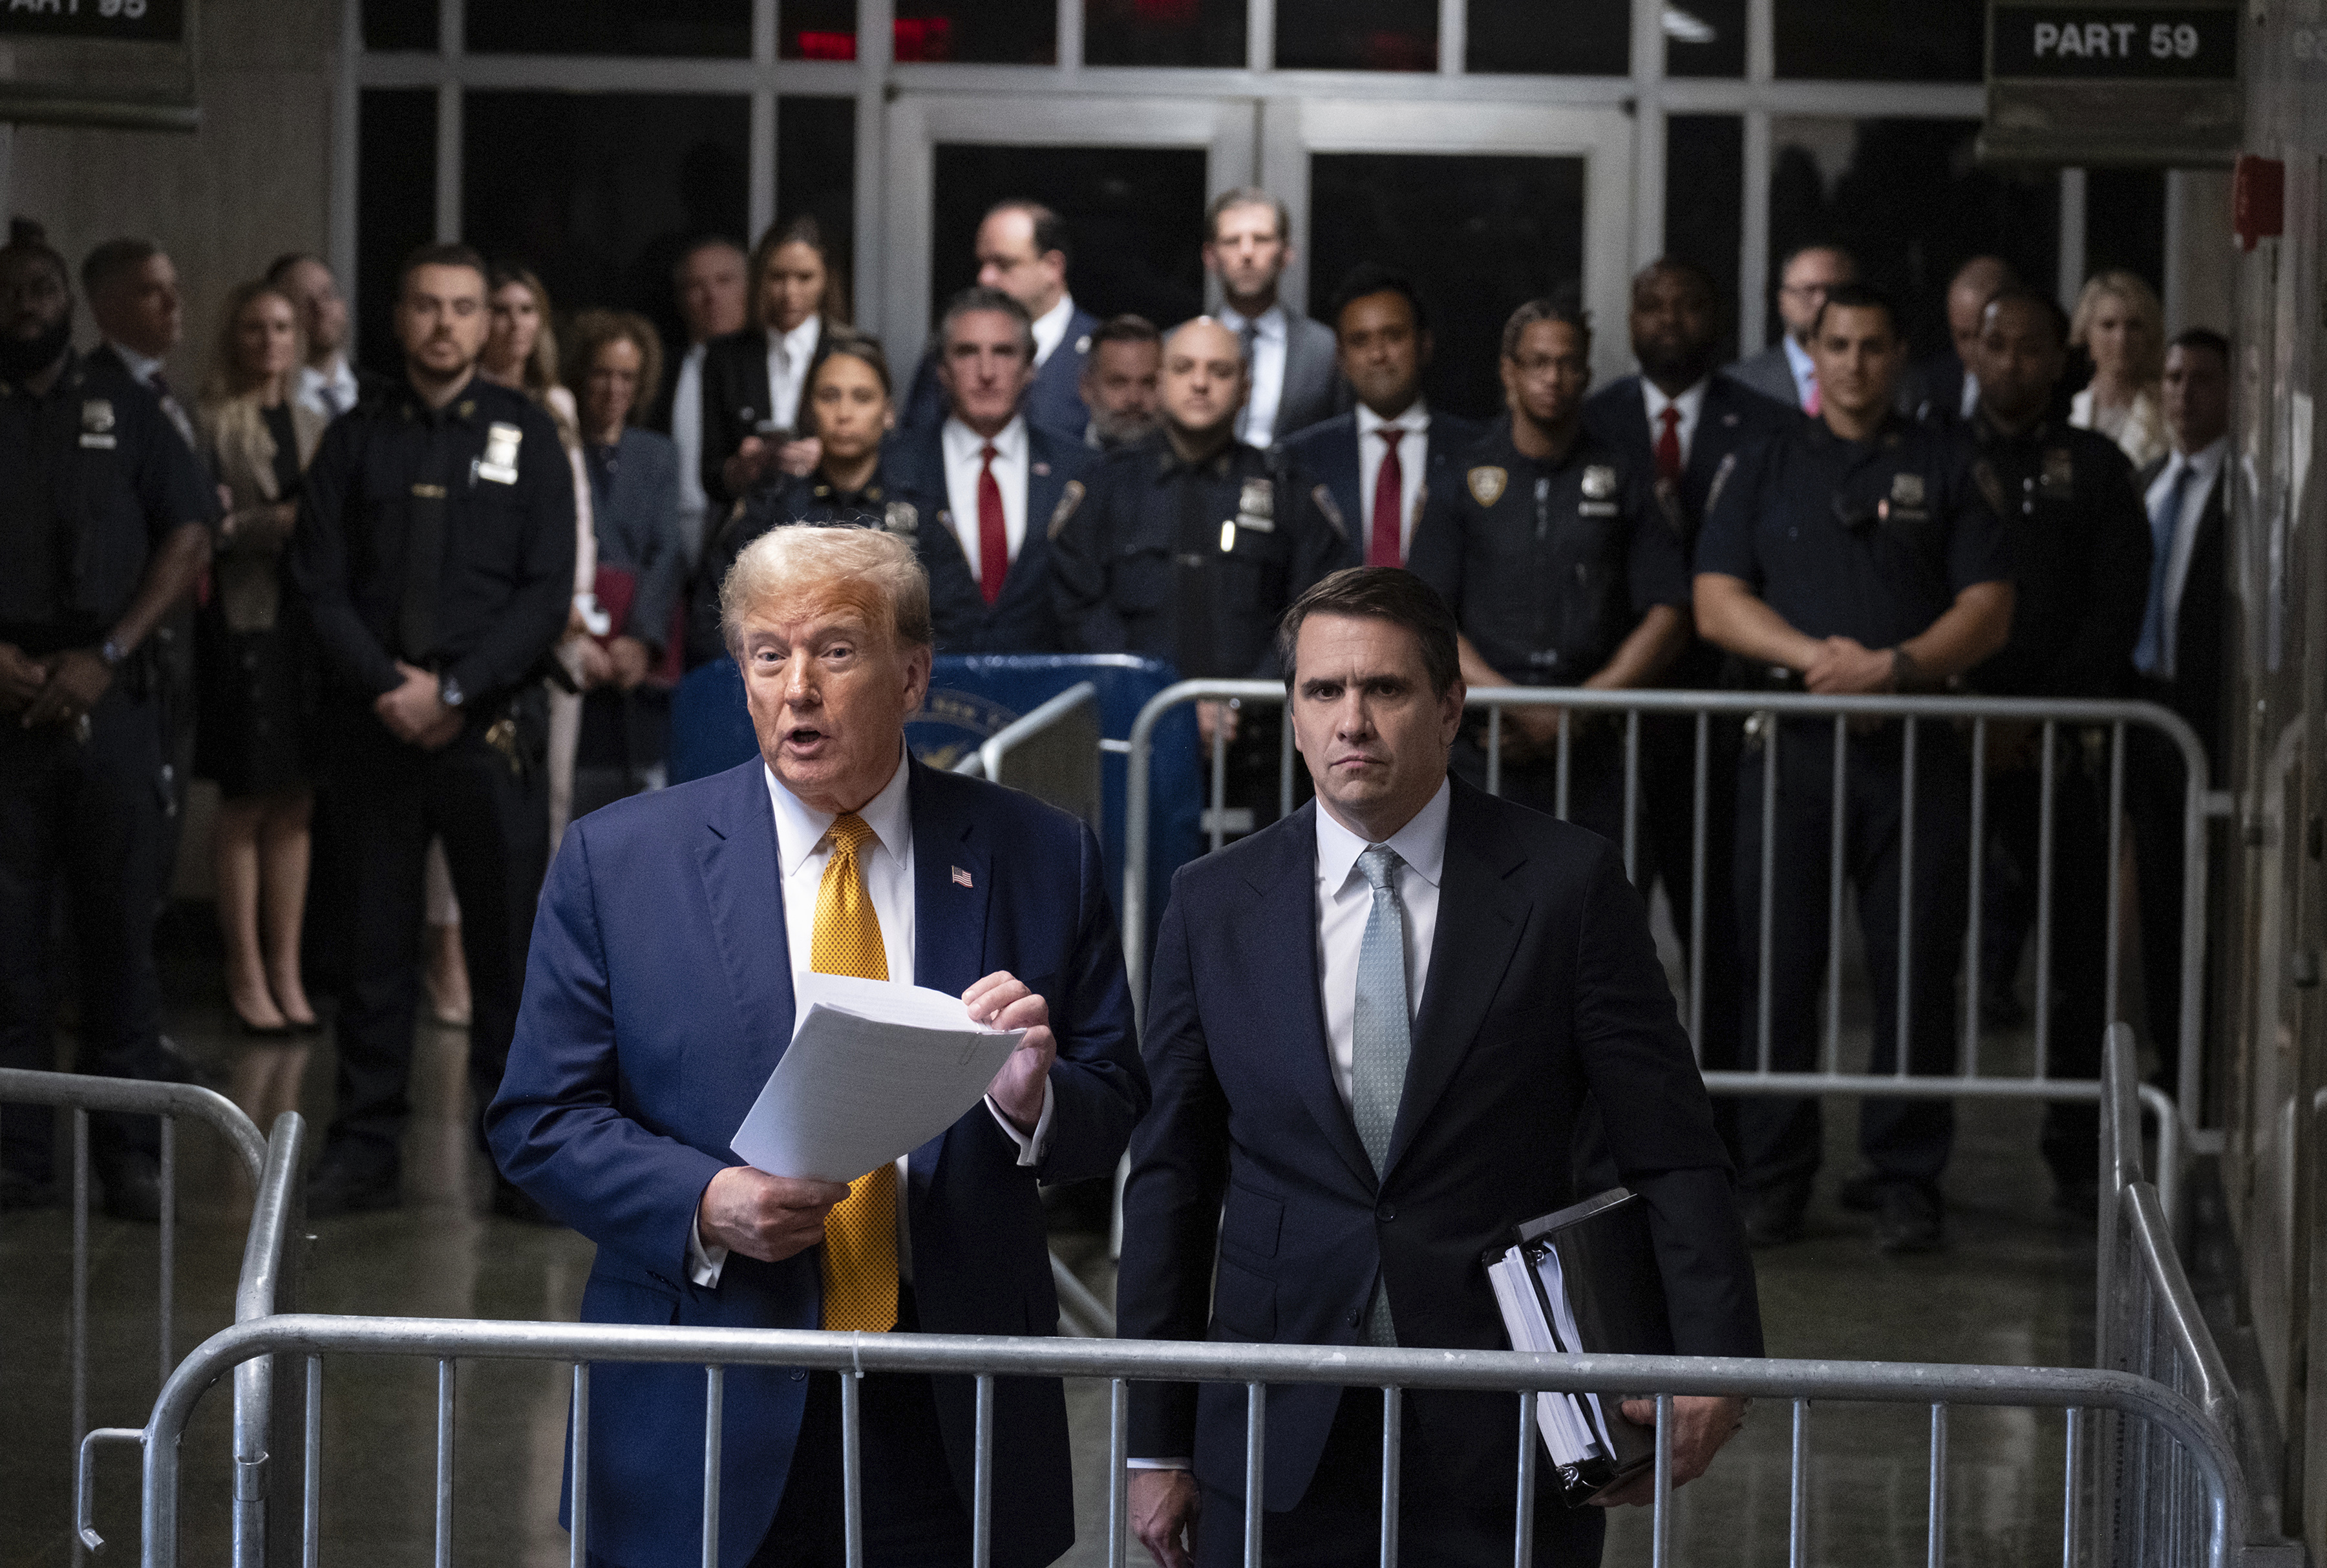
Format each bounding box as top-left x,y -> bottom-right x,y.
791,1369 -> 807,1381
1377,1203 -> 1397,1222
1346,1308 -> 1363,1328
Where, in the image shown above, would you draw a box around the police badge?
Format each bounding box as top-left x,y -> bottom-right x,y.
2041,449 -> 2075,500
1237,476 -> 1274,531
1467,465 -> 1507,506
80,399 -> 116,449
478,421 -> 523,484
1581,465 -> 1617,500
884,500 -> 919,536
1889,472 -> 1926,509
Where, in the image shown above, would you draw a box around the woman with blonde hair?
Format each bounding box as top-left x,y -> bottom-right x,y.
2069,270 -> 2169,469
195,280 -> 326,1098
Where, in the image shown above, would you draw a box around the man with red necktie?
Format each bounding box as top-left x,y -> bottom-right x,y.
885,286 -> 1095,652
1279,265 -> 1482,573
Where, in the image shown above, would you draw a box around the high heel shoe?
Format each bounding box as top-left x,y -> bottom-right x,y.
233,1011 -> 293,1039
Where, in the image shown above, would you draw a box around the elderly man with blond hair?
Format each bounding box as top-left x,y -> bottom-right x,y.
489,525 -> 1147,1568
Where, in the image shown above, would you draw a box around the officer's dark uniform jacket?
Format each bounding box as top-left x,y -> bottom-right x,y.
683,464 -> 983,668
1695,412 -> 2012,667
1048,432 -> 1344,679
1959,415 -> 2150,699
286,376 -> 575,722
1407,418 -> 1690,688
0,348 -> 213,655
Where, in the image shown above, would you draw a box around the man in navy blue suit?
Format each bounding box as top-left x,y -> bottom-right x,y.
487,525 -> 1147,1568
886,287 -> 1095,652
904,200 -> 1099,440
1582,258 -> 1794,1149
1278,265 -> 1482,571
1119,567 -> 1759,1566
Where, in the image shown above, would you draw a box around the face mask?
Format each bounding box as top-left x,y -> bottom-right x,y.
0,310 -> 71,383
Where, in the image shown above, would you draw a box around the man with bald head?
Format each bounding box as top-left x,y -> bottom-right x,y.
1901,255 -> 2016,425
490,524 -> 1145,1567
1052,316 -> 1345,828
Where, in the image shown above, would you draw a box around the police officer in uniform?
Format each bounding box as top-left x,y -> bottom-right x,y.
1050,316 -> 1343,829
1407,297 -> 1691,849
287,244 -> 577,1218
0,224 -> 213,1218
1952,285 -> 2149,1213
1694,282 -> 2014,1253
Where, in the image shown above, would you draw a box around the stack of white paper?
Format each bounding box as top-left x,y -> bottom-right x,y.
728,973 -> 1026,1183
1485,1247 -> 1612,1467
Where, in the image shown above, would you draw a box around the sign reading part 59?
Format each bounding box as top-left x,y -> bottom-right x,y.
1990,5 -> 2237,79
0,0 -> 185,44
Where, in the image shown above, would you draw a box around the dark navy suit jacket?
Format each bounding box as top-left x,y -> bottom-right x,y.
1118,780 -> 1761,1512
1581,373 -> 1797,552
902,306 -> 1101,439
884,418 -> 1096,652
486,756 -> 1147,1568
1276,407 -> 1486,569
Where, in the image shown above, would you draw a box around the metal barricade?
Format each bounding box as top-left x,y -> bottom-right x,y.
1123,683 -> 2216,1172
950,679 -> 1103,834
101,1312 -> 2273,1568
0,1068 -> 305,1568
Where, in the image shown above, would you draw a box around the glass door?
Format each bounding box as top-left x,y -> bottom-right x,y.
1260,99 -> 1636,409
878,94 -> 1259,363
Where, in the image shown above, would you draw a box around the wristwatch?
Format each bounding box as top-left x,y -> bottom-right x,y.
438,673 -> 465,710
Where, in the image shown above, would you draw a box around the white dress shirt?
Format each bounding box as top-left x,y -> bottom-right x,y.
1781,335 -> 1818,412
1132,779 -> 1451,1470
2147,436 -> 2229,682
1957,369 -> 1981,422
762,313 -> 822,436
1030,293 -> 1078,369
940,413 -> 1030,581
1639,377 -> 1706,471
687,746 -> 1054,1287
295,356 -> 361,421
1355,399 -> 1432,559
1219,301 -> 1289,448
672,342 -> 710,551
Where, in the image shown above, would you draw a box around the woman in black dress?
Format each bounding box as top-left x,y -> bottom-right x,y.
196,279 -> 326,1042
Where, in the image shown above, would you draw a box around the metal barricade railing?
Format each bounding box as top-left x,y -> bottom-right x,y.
0,1067 -> 274,1566
106,1313 -> 2272,1568
948,680 -> 1103,836
1122,684 -> 2216,1163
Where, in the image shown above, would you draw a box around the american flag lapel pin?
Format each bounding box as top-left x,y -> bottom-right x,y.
951,865 -> 973,889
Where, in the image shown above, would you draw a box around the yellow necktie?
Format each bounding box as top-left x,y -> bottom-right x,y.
811,812 -> 900,1333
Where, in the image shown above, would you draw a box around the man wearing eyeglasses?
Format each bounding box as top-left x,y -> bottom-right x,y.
1724,244 -> 1856,416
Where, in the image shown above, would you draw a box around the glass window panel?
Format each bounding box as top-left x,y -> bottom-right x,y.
893,1 -> 1057,63
928,145 -> 1207,326
465,0 -> 751,56
780,0 -> 859,59
356,89 -> 437,376
1084,0 -> 1247,67
363,0 -> 438,50
1465,0 -> 1627,75
462,91 -> 750,354
1768,118 -> 2058,361
1666,0 -> 1745,78
1274,0 -> 1436,71
1774,0 -> 1981,81
1664,116 -> 1745,364
1308,152 -> 1585,421
777,98 -> 860,323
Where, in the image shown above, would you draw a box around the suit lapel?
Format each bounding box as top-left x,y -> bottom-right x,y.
1011,430 -> 1066,604
1240,807 -> 1378,1192
1385,785 -> 1531,1178
691,761 -> 798,1148
909,762 -> 991,1187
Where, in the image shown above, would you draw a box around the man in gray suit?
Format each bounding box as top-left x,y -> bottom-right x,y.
1723,242 -> 1855,414
1203,187 -> 1343,449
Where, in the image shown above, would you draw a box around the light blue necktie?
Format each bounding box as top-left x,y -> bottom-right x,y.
2134,461 -> 2194,677
1352,845 -> 1410,1346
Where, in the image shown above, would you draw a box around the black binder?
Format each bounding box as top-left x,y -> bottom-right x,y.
1481,1187 -> 1674,1507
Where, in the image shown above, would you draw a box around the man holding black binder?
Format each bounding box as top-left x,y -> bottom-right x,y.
1119,567 -> 1761,1565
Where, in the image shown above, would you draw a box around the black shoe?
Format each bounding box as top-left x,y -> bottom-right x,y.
307,1145 -> 401,1218
1837,1167 -> 1883,1213
1874,1185 -> 1944,1254
1,1167 -> 59,1211
489,1175 -> 558,1226
96,1152 -> 165,1224
1741,1189 -> 1807,1248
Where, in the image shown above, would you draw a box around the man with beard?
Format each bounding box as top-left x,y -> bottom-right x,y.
1080,313 -> 1163,451
0,221 -> 214,1219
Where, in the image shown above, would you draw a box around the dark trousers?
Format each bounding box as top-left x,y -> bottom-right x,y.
1732,719 -> 1970,1202
0,686 -> 173,1176
1641,713 -> 1749,1112
1195,1389 -> 1606,1567
1986,738 -> 2111,1183
2125,721 -> 2207,1108
326,714 -> 547,1159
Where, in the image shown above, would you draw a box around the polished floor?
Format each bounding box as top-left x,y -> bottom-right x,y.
3,908 -> 2098,1567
